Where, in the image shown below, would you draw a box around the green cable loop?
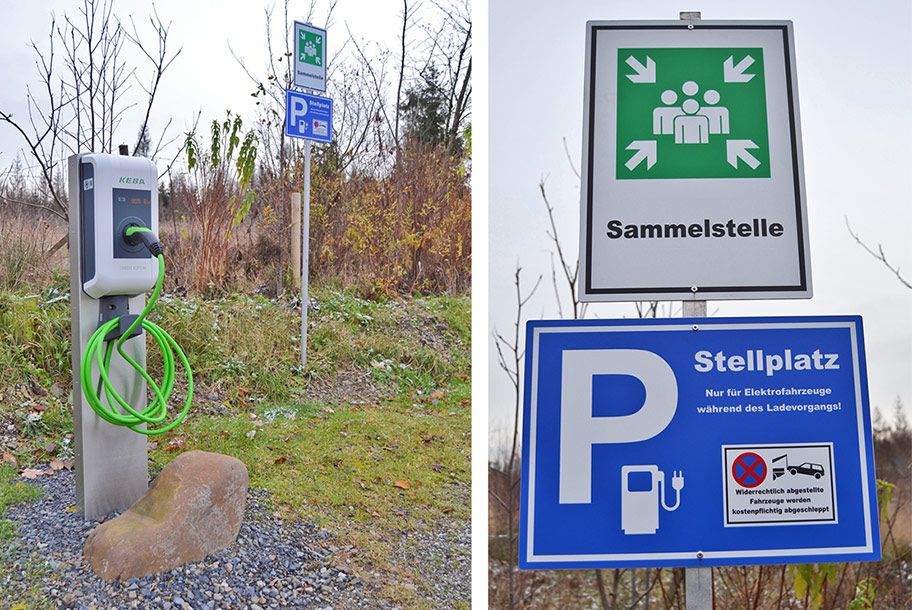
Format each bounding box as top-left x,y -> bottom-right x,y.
81,254 -> 193,435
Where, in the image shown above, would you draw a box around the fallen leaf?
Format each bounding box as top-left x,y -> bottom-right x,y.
32,404 -> 48,412
147,441 -> 159,450
431,390 -> 445,400
393,480 -> 411,490
50,459 -> 64,471
166,436 -> 186,451
20,468 -> 44,479
61,458 -> 73,470
43,441 -> 56,454
246,429 -> 257,441
274,456 -> 287,464
2,453 -> 16,467
219,430 -> 230,438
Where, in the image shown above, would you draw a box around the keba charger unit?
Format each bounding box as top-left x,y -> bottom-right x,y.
77,153 -> 160,298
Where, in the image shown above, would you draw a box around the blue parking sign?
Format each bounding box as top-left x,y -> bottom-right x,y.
285,89 -> 333,143
520,316 -> 880,569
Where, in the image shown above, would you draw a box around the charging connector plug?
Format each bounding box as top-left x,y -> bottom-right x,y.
660,470 -> 684,512
124,225 -> 164,257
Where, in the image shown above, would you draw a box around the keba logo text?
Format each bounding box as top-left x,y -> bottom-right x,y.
118,177 -> 145,184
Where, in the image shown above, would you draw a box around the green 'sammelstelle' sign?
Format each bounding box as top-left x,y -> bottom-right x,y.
616,47 -> 770,179
298,29 -> 324,68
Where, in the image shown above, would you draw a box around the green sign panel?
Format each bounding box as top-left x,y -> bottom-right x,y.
616,47 -> 770,179
293,21 -> 327,92
298,29 -> 324,68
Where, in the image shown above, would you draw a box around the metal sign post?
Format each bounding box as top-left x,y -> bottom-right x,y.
552,14 -> 821,608
301,139 -> 311,368
286,21 -> 332,369
685,298 -> 710,607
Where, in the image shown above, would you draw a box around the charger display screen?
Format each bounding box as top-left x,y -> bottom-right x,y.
113,187 -> 153,259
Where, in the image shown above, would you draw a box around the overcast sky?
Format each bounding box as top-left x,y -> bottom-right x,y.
0,0 -> 408,172
487,0 -> 912,456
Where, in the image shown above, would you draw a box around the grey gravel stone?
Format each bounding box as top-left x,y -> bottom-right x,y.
1,467 -> 470,609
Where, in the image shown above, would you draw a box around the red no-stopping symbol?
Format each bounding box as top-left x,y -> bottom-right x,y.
732,452 -> 767,488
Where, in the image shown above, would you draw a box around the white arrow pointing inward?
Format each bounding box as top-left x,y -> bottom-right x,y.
625,56 -> 656,83
625,140 -> 657,171
726,139 -> 761,169
724,55 -> 756,83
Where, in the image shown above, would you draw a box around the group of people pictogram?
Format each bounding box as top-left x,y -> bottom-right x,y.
653,81 -> 729,144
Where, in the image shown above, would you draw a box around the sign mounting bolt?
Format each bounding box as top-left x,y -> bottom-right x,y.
697,551 -> 704,559
692,324 -> 700,331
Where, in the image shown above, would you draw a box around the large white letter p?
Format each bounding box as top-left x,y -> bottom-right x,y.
559,349 -> 677,504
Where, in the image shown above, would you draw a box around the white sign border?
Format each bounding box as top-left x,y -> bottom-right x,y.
578,20 -> 812,302
293,21 -> 328,92
522,319 -> 875,566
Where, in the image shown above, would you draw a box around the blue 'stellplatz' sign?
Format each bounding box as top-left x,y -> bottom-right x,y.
285,89 -> 333,143
520,316 -> 880,569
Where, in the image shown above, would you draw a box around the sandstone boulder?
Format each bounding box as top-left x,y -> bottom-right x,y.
84,450 -> 248,582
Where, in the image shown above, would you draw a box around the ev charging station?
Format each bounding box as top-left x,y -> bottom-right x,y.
68,152 -> 161,519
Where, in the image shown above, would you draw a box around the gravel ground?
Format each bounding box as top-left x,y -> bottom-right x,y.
0,469 -> 470,609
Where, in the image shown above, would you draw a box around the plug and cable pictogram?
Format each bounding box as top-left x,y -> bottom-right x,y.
621,465 -> 684,534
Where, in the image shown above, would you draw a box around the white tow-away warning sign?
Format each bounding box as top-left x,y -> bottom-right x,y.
723,444 -> 836,526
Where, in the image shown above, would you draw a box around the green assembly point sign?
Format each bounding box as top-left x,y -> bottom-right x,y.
578,21 -> 811,303
617,47 -> 770,179
293,21 -> 327,92
298,29 -> 323,68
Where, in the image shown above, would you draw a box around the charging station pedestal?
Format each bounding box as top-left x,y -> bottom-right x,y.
68,152 -> 159,519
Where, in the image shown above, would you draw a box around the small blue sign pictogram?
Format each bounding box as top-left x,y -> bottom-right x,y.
285,89 -> 333,143
520,315 -> 880,569
732,452 -> 766,488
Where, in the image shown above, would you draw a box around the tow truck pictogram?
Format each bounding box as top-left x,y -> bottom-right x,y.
772,454 -> 825,480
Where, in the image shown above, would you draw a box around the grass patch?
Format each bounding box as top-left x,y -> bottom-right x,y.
151,396 -> 470,525
0,463 -> 43,543
0,290 -> 71,391
0,464 -> 49,610
0,281 -> 470,608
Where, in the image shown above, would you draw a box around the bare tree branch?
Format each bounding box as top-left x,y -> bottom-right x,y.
491,264 -> 541,610
846,216 -> 911,289
124,7 -> 181,159
562,136 -> 580,180
0,0 -> 180,219
539,176 -> 581,318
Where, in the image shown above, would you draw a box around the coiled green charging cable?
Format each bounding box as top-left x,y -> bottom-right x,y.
81,227 -> 193,435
